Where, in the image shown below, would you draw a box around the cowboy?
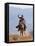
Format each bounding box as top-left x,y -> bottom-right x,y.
17,15 -> 26,31
18,15 -> 25,25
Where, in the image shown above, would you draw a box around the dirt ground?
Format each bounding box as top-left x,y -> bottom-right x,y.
9,32 -> 33,42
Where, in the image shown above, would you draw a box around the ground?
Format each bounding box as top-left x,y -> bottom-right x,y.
9,32 -> 33,42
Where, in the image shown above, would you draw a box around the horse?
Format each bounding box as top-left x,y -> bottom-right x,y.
16,20 -> 26,36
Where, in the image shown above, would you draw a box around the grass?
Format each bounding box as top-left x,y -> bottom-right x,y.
9,33 -> 33,42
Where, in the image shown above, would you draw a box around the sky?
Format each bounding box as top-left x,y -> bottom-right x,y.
9,4 -> 33,35
9,4 -> 33,9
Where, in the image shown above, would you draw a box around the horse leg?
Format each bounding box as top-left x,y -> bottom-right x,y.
24,31 -> 25,35
20,31 -> 21,36
22,31 -> 23,36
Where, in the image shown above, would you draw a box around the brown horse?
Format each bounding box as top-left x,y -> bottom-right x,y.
16,22 -> 26,36
16,15 -> 26,36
